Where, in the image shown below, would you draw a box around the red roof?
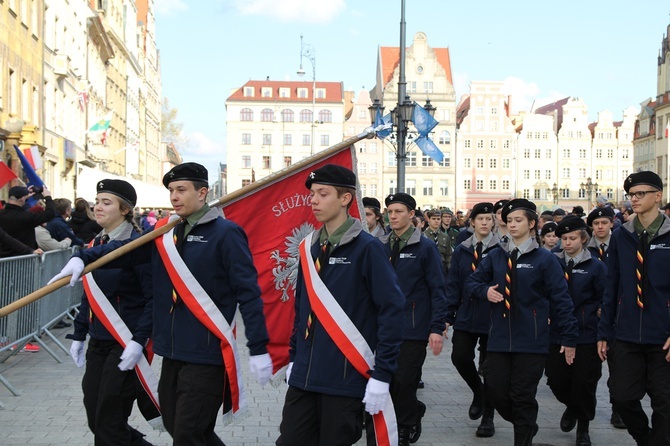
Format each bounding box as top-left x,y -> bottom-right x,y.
226,80 -> 344,103
379,46 -> 453,88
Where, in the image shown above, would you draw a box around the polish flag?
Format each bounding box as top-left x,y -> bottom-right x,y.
22,145 -> 42,170
0,161 -> 18,190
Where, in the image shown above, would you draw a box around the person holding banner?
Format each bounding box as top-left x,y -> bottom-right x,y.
65,179 -> 156,445
0,185 -> 55,255
51,162 -> 272,446
277,164 -> 405,446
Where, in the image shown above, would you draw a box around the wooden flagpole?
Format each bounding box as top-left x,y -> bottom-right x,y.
0,128 -> 376,317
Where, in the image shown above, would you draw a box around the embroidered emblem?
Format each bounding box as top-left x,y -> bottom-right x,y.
309,172 -> 316,179
98,182 -> 104,189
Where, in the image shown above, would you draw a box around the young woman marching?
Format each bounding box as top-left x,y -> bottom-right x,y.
66,180 -> 156,445
546,217 -> 606,446
465,199 -> 579,446
539,221 -> 559,251
363,196 -> 386,237
445,202 -> 500,438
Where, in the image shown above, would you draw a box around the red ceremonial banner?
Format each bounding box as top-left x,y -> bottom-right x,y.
222,145 -> 361,373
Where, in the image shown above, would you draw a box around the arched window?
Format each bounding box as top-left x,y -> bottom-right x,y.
439,131 -> 451,144
281,109 -> 294,122
318,109 -> 332,123
240,108 -> 253,121
300,109 -> 313,123
261,108 -> 274,122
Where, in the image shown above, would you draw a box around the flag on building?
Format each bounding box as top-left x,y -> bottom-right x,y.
22,145 -> 43,170
221,145 -> 362,375
13,145 -> 45,191
0,161 -> 17,190
88,112 -> 112,133
666,121 -> 669,138
77,90 -> 89,112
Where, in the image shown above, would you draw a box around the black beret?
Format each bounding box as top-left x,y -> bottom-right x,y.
470,202 -> 494,219
586,207 -> 615,226
572,206 -> 584,216
501,198 -> 537,221
552,208 -> 566,216
414,209 -> 424,218
624,171 -> 663,193
97,179 -> 137,207
305,164 -> 356,190
540,222 -> 558,236
555,216 -> 588,237
163,162 -> 209,188
540,210 -> 554,217
494,199 -> 510,212
385,192 -> 416,211
362,197 -> 381,210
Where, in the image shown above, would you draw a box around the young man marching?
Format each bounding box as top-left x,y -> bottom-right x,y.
277,164 -> 405,446
377,193 -> 447,446
598,171 -> 670,446
423,208 -> 453,277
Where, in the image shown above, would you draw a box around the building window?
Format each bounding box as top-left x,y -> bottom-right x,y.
476,122 -> 484,131
283,134 -> 292,145
389,180 -> 397,195
534,148 -> 541,159
545,170 -> 551,180
491,121 -> 499,131
279,88 -> 290,98
596,148 -> 602,158
607,188 -> 613,199
320,135 -> 329,146
407,152 -> 417,167
440,180 -> 448,196
387,151 -> 396,167
441,153 -> 451,167
532,189 -> 541,200
490,179 -> 497,190
262,156 -> 271,169
491,107 -> 498,115
534,170 -> 540,180
477,140 -> 484,149
370,184 -> 377,196
476,179 -> 484,190
284,156 -> 292,167
423,81 -> 433,93
240,108 -> 253,121
476,107 -> 484,115
370,142 -> 378,153
523,189 -> 530,199
464,139 -> 471,149
502,180 -> 510,190
562,188 -> 570,199
523,170 -> 530,180
261,87 -> 272,98
464,158 -> 471,168
297,88 -> 308,98
579,148 -> 587,158
607,148 -> 614,159
242,179 -> 251,187
622,148 -> 629,159
422,156 -> 432,167
318,109 -> 332,123
464,179 -> 471,190
359,143 -> 366,153
261,108 -> 274,122
262,134 -> 272,145
579,168 -> 586,178
316,88 -> 326,99
359,162 -> 366,174
360,184 -> 367,196
243,87 -> 254,97
503,140 -> 510,149
242,133 -> 251,145
502,158 -> 510,169
542,132 -> 548,140
477,158 -> 484,169
282,109 -> 294,122
490,158 -> 497,169
299,109 -> 313,123
439,131 -> 451,144
242,155 -> 251,168
302,134 -> 310,146
490,139 -> 497,149
406,180 -> 416,195
546,148 -> 552,158
562,148 -> 570,158
524,148 -> 530,158
370,162 -> 378,174
579,189 -> 586,198
423,180 -> 433,196
562,168 -> 570,178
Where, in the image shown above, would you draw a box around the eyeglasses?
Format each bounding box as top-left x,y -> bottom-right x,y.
624,190 -> 659,200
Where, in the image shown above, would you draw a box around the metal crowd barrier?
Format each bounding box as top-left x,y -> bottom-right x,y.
0,248 -> 82,396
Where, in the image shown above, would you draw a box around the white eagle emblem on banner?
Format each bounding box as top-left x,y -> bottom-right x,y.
271,223 -> 315,302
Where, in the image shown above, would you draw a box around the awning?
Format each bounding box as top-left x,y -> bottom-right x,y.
77,166 -> 172,209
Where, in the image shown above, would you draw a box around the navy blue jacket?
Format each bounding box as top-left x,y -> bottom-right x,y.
598,215 -> 670,345
550,250 -> 606,345
69,223 -> 153,346
445,234 -> 501,334
289,220 -> 404,398
77,207 -> 269,365
47,215 -> 84,246
465,241 -> 579,354
380,227 -> 448,341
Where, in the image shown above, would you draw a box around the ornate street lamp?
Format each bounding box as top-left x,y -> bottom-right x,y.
546,183 -> 559,205
580,177 -> 598,209
423,98 -> 436,118
297,35 -> 316,155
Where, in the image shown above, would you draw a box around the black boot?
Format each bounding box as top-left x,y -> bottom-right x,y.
475,407 -> 495,438
560,407 -> 577,432
408,400 -> 426,444
468,385 -> 484,420
576,420 -> 591,446
610,410 -> 627,429
398,425 -> 412,446
513,425 -> 537,446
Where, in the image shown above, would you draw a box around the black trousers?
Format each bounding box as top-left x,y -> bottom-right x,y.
610,341 -> 670,445
159,358 -> 226,446
391,340 -> 428,426
482,352 -> 546,431
82,339 -> 147,446
276,386 -> 364,446
451,330 -> 492,407
606,339 -> 618,406
545,343 -> 602,421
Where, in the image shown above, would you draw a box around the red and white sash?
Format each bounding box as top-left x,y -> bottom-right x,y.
299,232 -> 398,446
154,216 -> 246,420
82,272 -> 160,412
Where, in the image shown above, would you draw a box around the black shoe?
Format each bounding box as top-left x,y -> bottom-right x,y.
53,320 -> 72,329
513,424 -> 538,446
610,410 -> 627,429
408,401 -> 426,444
576,420 -> 591,446
468,387 -> 484,420
417,380 -> 424,389
476,408 -> 495,438
398,425 -> 411,446
560,408 -> 577,432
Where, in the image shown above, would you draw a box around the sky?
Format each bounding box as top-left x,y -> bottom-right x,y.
154,0 -> 670,182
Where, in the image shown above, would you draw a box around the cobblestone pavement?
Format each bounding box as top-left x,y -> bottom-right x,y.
0,323 -> 645,445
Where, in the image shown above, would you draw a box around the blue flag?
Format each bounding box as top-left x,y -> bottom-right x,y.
14,145 -> 45,206
414,136 -> 444,164
374,108 -> 393,139
412,104 -> 438,138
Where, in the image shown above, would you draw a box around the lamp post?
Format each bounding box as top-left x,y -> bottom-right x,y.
297,34 -> 316,155
580,177 -> 598,209
546,183 -> 559,205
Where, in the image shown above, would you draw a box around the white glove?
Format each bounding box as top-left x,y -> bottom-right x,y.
48,257 -> 85,287
286,362 -> 293,385
118,340 -> 144,371
70,340 -> 86,368
249,353 -> 273,386
362,378 -> 390,415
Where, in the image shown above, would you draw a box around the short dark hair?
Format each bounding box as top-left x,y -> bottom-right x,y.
334,186 -> 355,211
192,180 -> 209,191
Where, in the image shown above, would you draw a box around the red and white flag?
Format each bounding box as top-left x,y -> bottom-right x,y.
0,161 -> 17,190
222,145 -> 362,375
22,145 -> 42,170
